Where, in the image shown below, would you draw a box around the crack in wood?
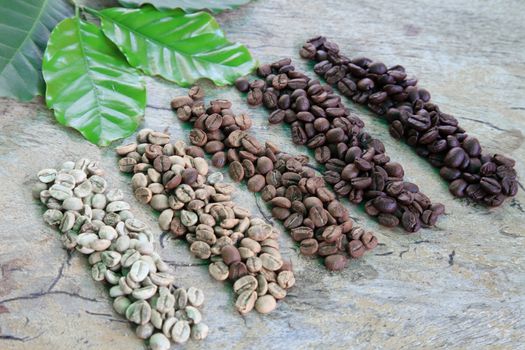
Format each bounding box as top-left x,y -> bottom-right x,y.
375,251 -> 394,256
448,250 -> 456,266
47,256 -> 68,292
0,331 -> 44,342
146,104 -> 173,112
458,116 -> 507,132
399,247 -> 410,258
0,290 -> 101,305
159,231 -> 168,248
85,310 -> 128,323
510,199 -> 524,213
163,261 -> 208,267
253,193 -> 274,224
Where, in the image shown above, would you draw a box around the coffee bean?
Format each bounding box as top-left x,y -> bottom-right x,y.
373,196 -> 397,213
480,177 -> 501,194
189,129 -> 207,146
256,157 -> 274,175
347,240 -> 366,258
304,38 -> 516,207
377,213 -> 399,227
401,211 -> 420,232
235,290 -> 257,314
229,161 -> 245,182
235,77 -> 250,92
229,261 -> 248,280
247,88 -> 263,106
324,254 -> 347,271
247,175 -> 266,192
221,245 -> 241,265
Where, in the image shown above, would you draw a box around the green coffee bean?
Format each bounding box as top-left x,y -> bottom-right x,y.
126,300 -> 151,325
113,296 -> 131,315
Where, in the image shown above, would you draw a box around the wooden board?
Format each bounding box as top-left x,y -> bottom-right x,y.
1,0 -> 524,348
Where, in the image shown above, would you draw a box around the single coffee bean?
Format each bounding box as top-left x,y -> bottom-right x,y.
324,254 -> 348,271
255,294 -> 277,314
229,261 -> 248,280
348,240 -> 366,258
256,157 -> 274,175
235,77 -> 250,92
247,175 -> 266,192
189,129 -> 208,146
235,290 -> 257,315
444,147 -> 466,168
219,245 -> 241,265
401,210 -> 420,233
300,238 -> 318,256
171,96 -> 193,109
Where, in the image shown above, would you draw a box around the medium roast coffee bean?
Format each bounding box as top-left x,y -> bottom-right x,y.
247,175 -> 266,192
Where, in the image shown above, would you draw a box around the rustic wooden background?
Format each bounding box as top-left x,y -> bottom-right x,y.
1,0 -> 524,349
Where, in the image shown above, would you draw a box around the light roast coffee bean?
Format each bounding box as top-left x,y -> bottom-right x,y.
117,128 -> 295,314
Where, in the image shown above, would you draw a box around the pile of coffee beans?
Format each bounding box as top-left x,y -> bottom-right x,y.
172,92 -> 378,271
300,36 -> 519,206
116,129 -> 294,314
33,159 -> 207,350
236,59 -> 444,232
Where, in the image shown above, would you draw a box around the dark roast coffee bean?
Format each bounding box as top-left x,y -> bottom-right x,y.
377,213 -> 399,227
299,39 -> 517,207
272,74 -> 288,90
235,77 -> 250,92
444,147 -> 466,168
401,211 -> 420,233
257,64 -> 272,77
479,177 -> 501,194
373,196 -> 397,214
263,91 -> 278,109
247,88 -> 263,106
278,95 -> 291,109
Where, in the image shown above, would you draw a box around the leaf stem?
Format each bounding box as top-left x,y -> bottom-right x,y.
83,7 -> 101,18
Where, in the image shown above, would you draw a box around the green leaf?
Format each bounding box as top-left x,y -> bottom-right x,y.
96,6 -> 256,87
117,0 -> 253,13
42,17 -> 146,146
0,0 -> 73,101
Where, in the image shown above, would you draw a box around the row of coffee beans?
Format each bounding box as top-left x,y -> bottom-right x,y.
235,59 -> 444,232
116,130 -> 295,314
33,159 -> 207,350
172,92 -> 378,271
300,36 -> 518,206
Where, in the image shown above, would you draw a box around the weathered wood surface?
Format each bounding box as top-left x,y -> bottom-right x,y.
1,0 -> 524,349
